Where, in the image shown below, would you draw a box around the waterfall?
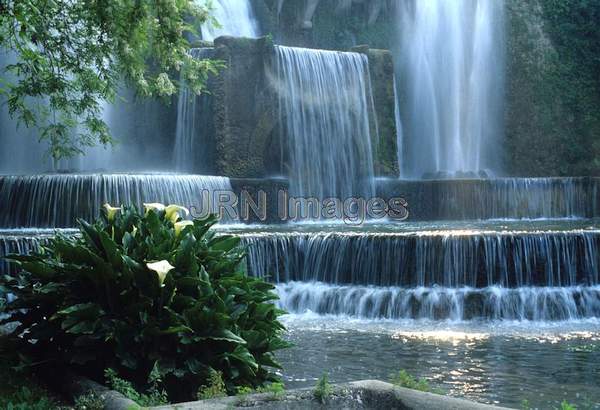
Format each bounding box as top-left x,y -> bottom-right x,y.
0,51 -> 165,174
0,174 -> 232,228
174,48 -> 216,173
0,230 -> 75,276
0,51 -> 54,174
200,0 -> 259,41
240,226 -> 600,321
378,177 -> 600,220
393,77 -> 403,178
242,230 -> 600,287
397,0 -> 505,178
275,46 -> 376,202
277,282 -> 600,321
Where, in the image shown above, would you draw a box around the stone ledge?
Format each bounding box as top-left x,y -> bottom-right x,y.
57,372 -> 140,410
149,380 -> 511,410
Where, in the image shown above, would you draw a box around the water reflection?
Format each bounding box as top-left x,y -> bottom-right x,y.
277,316 -> 600,409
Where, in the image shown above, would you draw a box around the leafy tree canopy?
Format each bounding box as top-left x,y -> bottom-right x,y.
0,0 -> 222,160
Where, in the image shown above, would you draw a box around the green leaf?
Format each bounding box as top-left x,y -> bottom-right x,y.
229,345 -> 258,371
99,230 -> 122,268
160,325 -> 192,335
209,236 -> 240,253
207,329 -> 247,345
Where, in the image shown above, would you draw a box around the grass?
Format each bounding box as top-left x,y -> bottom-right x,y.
196,370 -> 228,400
313,373 -> 333,404
390,370 -> 445,395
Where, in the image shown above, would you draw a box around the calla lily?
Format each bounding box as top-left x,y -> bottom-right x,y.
174,220 -> 194,237
131,225 -> 138,237
146,260 -> 175,287
165,205 -> 190,223
144,203 -> 166,215
103,203 -> 121,221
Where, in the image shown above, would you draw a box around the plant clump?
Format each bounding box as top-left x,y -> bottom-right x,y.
313,373 -> 333,404
1,204 -> 290,402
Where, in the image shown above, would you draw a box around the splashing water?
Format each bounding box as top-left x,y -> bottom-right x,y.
200,0 -> 260,41
274,46 -> 376,202
396,0 -> 505,178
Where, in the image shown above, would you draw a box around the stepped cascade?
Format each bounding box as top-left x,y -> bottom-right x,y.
275,46 -> 376,201
379,177 -> 600,220
0,230 -> 75,276
277,282 -> 600,321
0,174 -> 232,228
2,1 -> 600,407
237,223 -> 600,321
396,0 -> 505,178
241,228 -> 600,288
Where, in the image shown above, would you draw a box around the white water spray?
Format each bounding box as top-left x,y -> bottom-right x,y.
201,0 -> 260,41
396,0 -> 505,178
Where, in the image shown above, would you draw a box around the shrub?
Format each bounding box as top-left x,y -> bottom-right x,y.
1,387 -> 56,410
74,391 -> 104,410
313,373 -> 333,404
197,370 -> 227,400
257,381 -> 285,400
390,370 -> 443,394
1,204 -> 290,402
104,368 -> 167,406
560,401 -> 577,410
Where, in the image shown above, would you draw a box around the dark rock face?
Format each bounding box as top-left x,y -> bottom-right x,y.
212,36 -> 280,178
252,0 -> 395,50
351,46 -> 399,177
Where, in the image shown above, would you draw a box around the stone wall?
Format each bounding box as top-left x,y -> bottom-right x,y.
251,0 -> 395,50
212,36 -> 279,178
206,36 -> 398,180
351,45 -> 399,176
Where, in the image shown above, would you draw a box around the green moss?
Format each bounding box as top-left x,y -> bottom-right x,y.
505,0 -> 600,176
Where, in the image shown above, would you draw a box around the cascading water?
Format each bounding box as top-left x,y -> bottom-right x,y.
276,283 -> 600,321
396,0 -> 505,178
274,46 -> 376,202
174,48 -> 216,173
0,230 -> 76,275
174,0 -> 259,170
0,51 -> 56,174
0,174 -> 232,228
239,224 -> 600,320
378,177 -> 600,220
200,0 -> 259,41
242,228 -> 600,287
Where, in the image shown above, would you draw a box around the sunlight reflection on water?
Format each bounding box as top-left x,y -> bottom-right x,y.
277,314 -> 600,409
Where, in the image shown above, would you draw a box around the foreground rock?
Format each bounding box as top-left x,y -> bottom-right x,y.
150,380 -> 510,410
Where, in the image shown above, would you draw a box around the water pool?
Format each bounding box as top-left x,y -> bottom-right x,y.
276,315 -> 600,409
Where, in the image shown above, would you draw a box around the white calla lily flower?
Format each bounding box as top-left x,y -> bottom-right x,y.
143,203 -> 166,215
165,205 -> 190,223
103,203 -> 121,221
146,260 -> 175,287
174,220 -> 194,237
